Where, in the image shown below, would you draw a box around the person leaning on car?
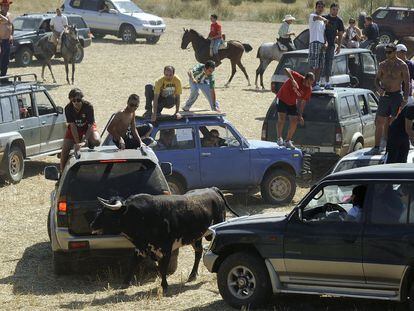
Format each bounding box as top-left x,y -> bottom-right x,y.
60,88 -> 101,171
360,16 -> 379,49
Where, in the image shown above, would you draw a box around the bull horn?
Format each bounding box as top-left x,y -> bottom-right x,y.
97,197 -> 123,210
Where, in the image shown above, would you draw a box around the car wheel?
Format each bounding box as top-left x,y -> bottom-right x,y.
120,25 -> 137,43
378,32 -> 394,44
353,141 -> 363,152
217,252 -> 271,309
47,209 -> 51,241
74,46 -> 84,63
167,249 -> 179,275
52,251 -> 72,275
15,46 -> 33,67
261,169 -> 296,204
5,146 -> 24,184
146,36 -> 160,44
166,175 -> 185,195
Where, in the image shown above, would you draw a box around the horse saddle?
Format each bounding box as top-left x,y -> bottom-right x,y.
276,41 -> 288,51
218,41 -> 228,50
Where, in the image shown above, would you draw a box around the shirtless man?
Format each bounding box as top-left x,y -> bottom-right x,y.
365,43 -> 410,156
108,94 -> 153,149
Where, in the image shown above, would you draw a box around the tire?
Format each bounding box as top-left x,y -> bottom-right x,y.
217,252 -> 271,309
74,46 -> 84,63
120,25 -> 137,43
353,141 -> 363,152
47,209 -> 51,241
378,32 -> 394,44
167,249 -> 179,275
4,146 -> 24,184
15,46 -> 33,67
260,169 -> 296,204
146,36 -> 160,44
166,175 -> 185,195
52,251 -> 72,275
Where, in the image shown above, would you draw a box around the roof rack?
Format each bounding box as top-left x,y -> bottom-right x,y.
136,111 -> 226,122
0,73 -> 38,92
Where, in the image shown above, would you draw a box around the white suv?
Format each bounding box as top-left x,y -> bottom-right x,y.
63,0 -> 166,44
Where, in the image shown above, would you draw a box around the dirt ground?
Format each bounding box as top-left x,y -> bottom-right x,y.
0,18 -> 402,310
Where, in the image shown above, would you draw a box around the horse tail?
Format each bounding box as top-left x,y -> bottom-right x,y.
242,43 -> 253,53
256,45 -> 261,58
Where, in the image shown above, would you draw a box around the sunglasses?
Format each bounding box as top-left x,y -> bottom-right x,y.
72,98 -> 82,103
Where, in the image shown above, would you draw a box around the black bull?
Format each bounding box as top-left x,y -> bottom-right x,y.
90,187 -> 238,293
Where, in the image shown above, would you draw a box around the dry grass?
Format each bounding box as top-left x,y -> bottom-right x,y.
0,6 -> 405,311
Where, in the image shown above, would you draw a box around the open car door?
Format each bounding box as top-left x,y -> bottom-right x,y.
294,29 -> 310,50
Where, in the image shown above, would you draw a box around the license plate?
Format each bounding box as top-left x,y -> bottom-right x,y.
300,146 -> 320,154
153,29 -> 163,33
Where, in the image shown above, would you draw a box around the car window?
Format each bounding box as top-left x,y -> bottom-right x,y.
339,97 -> 351,118
348,54 -> 360,76
276,55 -> 310,75
368,94 -> 378,113
16,93 -> 35,118
374,10 -> 389,19
303,184 -> 367,222
332,55 -> 347,75
153,127 -> 195,151
35,92 -> 56,116
361,53 -> 376,74
357,95 -> 369,115
370,183 -> 410,225
70,0 -> 82,8
113,0 -> 143,13
333,159 -> 382,173
81,0 -> 100,11
303,95 -> 337,122
199,125 -> 240,148
396,10 -> 407,21
346,96 -> 359,116
67,16 -> 87,29
101,0 -> 116,10
13,17 -> 42,31
0,97 -> 13,123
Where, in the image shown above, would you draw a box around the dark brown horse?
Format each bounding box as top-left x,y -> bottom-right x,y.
181,28 -> 253,87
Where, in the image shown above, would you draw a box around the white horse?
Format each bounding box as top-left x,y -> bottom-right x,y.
255,29 -> 310,89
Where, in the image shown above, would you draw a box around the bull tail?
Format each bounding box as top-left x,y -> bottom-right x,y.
243,43 -> 253,53
214,187 -> 239,217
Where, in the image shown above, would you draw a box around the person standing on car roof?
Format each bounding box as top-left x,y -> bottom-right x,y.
60,88 -> 101,171
323,3 -> 344,90
396,44 -> 414,105
276,68 -> 315,149
0,0 -> 13,81
108,94 -> 154,150
277,14 -> 296,51
360,16 -> 379,49
144,66 -> 182,122
365,43 -> 410,156
308,0 -> 328,90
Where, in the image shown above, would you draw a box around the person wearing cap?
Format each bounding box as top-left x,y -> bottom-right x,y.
364,43 -> 410,156
0,0 -> 13,80
144,66 -> 182,122
323,3 -> 344,89
343,18 -> 362,48
397,44 -> 414,105
278,15 -> 296,51
183,60 -> 220,112
50,8 -> 68,53
60,88 -> 101,171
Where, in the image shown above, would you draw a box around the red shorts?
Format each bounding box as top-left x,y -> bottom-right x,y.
64,123 -> 97,140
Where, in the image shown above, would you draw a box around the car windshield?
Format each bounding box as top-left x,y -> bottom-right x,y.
13,17 -> 42,31
303,95 -> 337,122
113,1 -> 143,13
62,160 -> 168,201
276,54 -> 310,75
333,158 -> 382,173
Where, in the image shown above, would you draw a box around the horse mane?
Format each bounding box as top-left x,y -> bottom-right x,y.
189,29 -> 209,43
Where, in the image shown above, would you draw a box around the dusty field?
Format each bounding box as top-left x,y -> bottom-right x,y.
0,18 -> 400,310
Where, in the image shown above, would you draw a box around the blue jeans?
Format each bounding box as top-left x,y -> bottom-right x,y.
183,78 -> 218,111
0,39 -> 11,77
210,38 -> 222,55
324,45 -> 335,81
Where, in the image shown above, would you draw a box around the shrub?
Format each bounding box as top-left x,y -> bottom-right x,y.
229,0 -> 243,5
210,0 -> 220,7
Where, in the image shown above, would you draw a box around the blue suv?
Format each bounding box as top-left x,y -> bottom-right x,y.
103,114 -> 303,204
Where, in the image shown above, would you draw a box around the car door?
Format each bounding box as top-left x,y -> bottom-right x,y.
34,91 -> 65,153
79,0 -> 102,30
198,124 -> 250,189
339,96 -> 362,151
360,53 -> 377,91
152,126 -> 201,189
283,183 -> 366,286
363,182 -> 414,289
357,93 -> 375,147
14,94 -> 41,156
97,0 -> 120,31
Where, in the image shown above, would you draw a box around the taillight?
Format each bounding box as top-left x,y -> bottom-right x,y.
88,32 -> 93,38
163,191 -> 172,195
57,197 -> 68,227
335,127 -> 343,145
69,241 -> 89,250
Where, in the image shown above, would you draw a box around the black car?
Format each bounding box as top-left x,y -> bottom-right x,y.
11,13 -> 92,67
204,164 -> 414,309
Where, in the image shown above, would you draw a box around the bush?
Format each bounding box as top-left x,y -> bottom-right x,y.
229,0 -> 243,5
281,0 -> 296,3
210,0 -> 220,7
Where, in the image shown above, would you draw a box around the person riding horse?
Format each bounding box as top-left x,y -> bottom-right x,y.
50,8 -> 68,53
277,14 -> 296,51
208,14 -> 223,61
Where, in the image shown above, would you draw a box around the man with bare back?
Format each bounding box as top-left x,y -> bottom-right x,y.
365,43 -> 410,156
108,94 -> 153,149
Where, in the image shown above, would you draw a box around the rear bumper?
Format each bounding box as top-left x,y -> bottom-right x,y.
203,250 -> 219,273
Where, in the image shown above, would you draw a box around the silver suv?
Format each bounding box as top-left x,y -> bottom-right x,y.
63,0 -> 166,44
45,146 -> 177,274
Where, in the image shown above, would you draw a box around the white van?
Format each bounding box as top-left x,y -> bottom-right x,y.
63,0 -> 166,44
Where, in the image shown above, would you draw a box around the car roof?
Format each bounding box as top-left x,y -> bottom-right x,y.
66,146 -> 159,167
17,13 -> 84,19
0,74 -> 46,95
325,163 -> 414,181
136,112 -> 228,127
283,48 -> 372,56
310,87 -> 371,96
375,6 -> 413,11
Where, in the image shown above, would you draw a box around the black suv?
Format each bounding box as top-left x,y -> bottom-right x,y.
204,164 -> 414,309
12,13 -> 92,67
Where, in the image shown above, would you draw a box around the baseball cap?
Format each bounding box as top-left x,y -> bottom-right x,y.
396,44 -> 407,52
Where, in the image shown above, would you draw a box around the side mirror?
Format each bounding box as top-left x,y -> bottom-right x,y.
109,9 -> 118,14
38,29 -> 46,34
56,106 -> 63,114
44,166 -> 60,181
160,162 -> 172,176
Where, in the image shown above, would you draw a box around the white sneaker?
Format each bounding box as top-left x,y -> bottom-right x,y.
285,140 -> 295,149
277,138 -> 284,146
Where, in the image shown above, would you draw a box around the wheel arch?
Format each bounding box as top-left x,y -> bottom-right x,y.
16,41 -> 34,51
399,265 -> 414,302
262,161 -> 296,182
348,133 -> 364,153
212,243 -> 263,273
167,171 -> 188,191
118,23 -> 136,37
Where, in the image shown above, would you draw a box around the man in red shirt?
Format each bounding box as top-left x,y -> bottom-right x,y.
208,14 -> 222,60
277,68 -> 315,148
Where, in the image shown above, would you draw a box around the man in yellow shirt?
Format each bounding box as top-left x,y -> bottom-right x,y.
144,66 -> 182,122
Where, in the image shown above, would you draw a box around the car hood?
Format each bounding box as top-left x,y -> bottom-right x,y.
212,212 -> 288,231
130,12 -> 164,23
248,139 -> 302,155
13,30 -> 37,38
